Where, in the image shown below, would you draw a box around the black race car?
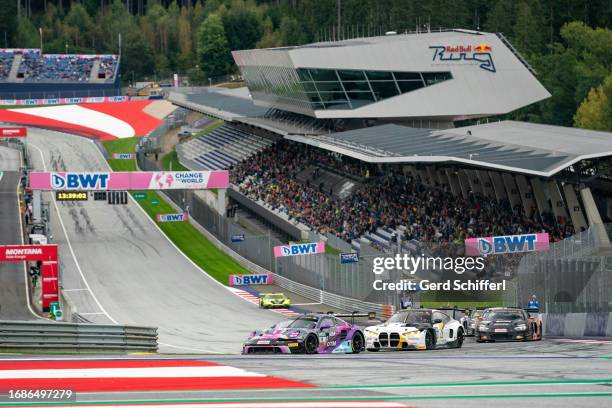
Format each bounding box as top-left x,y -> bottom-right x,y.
476,307 -> 542,342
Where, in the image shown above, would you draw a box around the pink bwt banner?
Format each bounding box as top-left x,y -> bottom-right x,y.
29,171 -> 229,191
273,242 -> 326,258
229,273 -> 273,286
156,212 -> 188,222
465,233 -> 550,256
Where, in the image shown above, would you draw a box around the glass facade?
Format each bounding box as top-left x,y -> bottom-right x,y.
240,65 -> 452,111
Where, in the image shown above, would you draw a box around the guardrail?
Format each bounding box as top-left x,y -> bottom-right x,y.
0,320 -> 158,353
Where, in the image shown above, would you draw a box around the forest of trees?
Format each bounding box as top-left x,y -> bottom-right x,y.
0,0 -> 610,130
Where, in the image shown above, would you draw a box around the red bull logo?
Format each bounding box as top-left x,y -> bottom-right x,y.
431,43 -> 496,73
474,44 -> 492,52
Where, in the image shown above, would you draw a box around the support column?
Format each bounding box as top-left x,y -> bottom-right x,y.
217,188 -> 227,216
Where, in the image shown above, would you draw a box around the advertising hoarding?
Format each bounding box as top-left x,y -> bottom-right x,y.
274,242 -> 325,258
156,212 -> 189,222
465,233 -> 550,256
0,127 -> 27,137
29,171 -> 230,191
229,273 -> 273,286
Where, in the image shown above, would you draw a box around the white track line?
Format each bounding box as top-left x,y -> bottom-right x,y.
29,141 -> 118,325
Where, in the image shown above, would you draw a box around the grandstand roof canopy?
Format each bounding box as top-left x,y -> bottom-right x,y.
286,121 -> 612,177
172,87 -> 267,121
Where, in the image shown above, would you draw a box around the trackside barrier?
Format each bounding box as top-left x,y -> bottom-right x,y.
155,190 -> 394,318
542,312 -> 612,337
0,320 -> 158,353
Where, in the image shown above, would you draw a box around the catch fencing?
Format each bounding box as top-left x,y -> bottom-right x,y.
140,173 -> 397,307
137,108 -> 188,154
505,224 -> 612,313
0,320 -> 158,353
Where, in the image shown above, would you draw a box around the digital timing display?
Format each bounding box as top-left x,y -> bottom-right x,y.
55,191 -> 89,201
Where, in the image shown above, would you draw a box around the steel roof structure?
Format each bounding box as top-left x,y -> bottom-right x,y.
285,121 -> 612,177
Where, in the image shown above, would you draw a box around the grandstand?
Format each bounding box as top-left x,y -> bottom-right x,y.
0,48 -> 120,99
177,124 -> 276,170
170,29 -> 612,255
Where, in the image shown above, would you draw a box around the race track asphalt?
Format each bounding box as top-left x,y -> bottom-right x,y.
2,338 -> 610,407
0,145 -> 34,320
26,129 -> 283,353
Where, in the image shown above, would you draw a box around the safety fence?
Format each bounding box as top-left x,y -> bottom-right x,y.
0,320 -> 158,353
153,187 -> 396,315
506,224 -> 612,313
137,108 -> 188,155
160,187 -> 399,305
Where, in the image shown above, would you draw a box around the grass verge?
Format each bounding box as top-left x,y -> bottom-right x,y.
102,137 -> 250,284
161,148 -> 188,171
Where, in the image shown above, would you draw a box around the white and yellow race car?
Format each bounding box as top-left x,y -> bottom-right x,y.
364,308 -> 465,351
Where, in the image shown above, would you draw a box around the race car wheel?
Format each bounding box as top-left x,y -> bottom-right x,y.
304,334 -> 319,354
425,329 -> 436,350
453,329 -> 464,348
351,332 -> 365,354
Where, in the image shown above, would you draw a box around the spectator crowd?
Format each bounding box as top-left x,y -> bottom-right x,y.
0,49 -> 118,82
0,50 -> 14,79
231,140 -> 575,246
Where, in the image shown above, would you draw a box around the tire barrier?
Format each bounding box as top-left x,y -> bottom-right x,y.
0,320 -> 158,353
543,312 -> 612,337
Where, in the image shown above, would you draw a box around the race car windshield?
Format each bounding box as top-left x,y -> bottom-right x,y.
388,310 -> 431,325
265,294 -> 285,299
488,311 -> 524,320
288,318 -> 317,329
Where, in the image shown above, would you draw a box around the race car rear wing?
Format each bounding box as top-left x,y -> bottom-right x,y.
436,307 -> 469,320
327,311 -> 376,324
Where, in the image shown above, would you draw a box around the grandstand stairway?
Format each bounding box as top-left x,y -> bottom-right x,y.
296,166 -> 360,199
8,54 -> 22,82
178,125 -> 274,170
89,59 -> 102,82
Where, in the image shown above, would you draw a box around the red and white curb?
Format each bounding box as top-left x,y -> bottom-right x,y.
0,359 -> 311,392
227,287 -> 300,317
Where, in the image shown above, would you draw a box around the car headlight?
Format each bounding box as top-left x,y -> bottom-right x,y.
365,329 -> 377,336
403,331 -> 420,336
515,324 -> 527,331
478,325 -> 489,331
